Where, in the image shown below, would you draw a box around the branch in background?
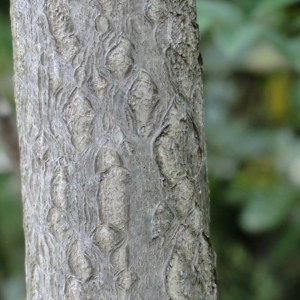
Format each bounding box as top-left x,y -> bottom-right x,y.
0,91 -> 20,178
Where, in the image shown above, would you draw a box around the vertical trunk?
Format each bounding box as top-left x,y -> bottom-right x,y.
11,0 -> 217,299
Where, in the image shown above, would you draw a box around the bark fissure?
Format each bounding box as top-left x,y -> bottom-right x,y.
11,0 -> 217,299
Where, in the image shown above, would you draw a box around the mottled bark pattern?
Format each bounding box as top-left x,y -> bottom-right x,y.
11,0 -> 217,299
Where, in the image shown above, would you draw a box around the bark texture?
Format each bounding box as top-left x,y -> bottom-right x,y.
11,0 -> 217,299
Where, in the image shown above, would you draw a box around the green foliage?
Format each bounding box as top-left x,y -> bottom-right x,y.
253,0 -> 300,17
0,173 -> 25,300
0,12 -> 14,103
0,13 -> 13,76
197,0 -> 300,299
198,0 -> 300,71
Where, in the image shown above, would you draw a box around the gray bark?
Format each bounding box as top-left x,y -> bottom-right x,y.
10,0 -> 217,299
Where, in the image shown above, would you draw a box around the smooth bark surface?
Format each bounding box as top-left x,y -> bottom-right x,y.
11,0 -> 217,299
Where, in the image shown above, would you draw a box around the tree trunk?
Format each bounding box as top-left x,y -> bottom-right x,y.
10,0 -> 217,299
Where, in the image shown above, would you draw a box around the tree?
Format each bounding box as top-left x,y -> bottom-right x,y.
10,0 -> 217,299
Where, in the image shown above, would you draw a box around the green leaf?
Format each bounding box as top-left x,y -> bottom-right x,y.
239,187 -> 297,233
197,0 -> 244,32
0,13 -> 13,74
213,23 -> 263,58
253,0 -> 300,17
263,29 -> 300,72
241,41 -> 289,73
197,17 -> 214,34
271,206 -> 300,262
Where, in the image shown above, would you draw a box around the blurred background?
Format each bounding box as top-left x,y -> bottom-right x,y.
0,0 -> 300,299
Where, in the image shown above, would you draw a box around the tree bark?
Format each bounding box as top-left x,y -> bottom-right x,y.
10,0 -> 217,299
